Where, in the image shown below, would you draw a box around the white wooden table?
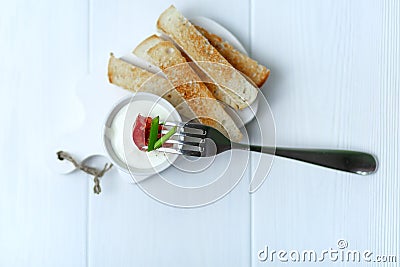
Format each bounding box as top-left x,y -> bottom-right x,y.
1,0 -> 399,266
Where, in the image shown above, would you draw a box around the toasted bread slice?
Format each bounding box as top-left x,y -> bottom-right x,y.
108,53 -> 184,107
157,5 -> 258,110
195,25 -> 270,88
133,35 -> 243,142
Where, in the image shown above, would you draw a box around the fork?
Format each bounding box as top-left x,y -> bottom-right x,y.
158,122 -> 378,175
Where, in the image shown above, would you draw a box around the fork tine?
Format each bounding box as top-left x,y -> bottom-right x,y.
163,121 -> 185,127
163,122 -> 207,133
164,139 -> 202,147
157,147 -> 202,157
156,147 -> 181,154
160,130 -> 205,139
178,132 -> 206,139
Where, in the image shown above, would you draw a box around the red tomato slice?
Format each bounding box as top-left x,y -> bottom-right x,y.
132,114 -> 152,151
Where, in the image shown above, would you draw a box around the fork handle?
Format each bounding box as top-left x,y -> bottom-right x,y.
233,143 -> 378,175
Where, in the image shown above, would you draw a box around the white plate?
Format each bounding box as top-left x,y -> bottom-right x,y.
47,16 -> 273,196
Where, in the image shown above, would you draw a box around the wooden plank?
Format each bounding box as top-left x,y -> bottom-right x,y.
250,0 -> 399,265
0,0 -> 89,267
88,0 -> 252,266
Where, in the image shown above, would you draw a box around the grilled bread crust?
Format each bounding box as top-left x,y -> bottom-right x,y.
195,25 -> 270,88
133,35 -> 243,142
157,5 -> 258,110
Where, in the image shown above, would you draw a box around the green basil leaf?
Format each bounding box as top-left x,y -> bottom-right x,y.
154,126 -> 177,149
147,116 -> 159,152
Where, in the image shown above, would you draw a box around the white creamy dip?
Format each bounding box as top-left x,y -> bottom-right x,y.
107,99 -> 173,170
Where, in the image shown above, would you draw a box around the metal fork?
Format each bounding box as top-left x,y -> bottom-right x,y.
158,122 -> 378,175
